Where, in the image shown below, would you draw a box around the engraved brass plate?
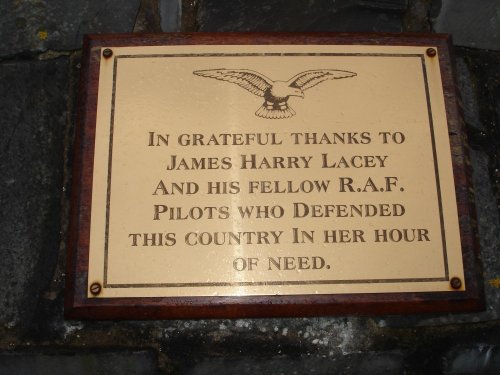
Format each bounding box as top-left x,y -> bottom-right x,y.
67,34 -> 485,319
87,44 -> 465,299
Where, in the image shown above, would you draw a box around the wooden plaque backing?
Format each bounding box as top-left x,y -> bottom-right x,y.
65,33 -> 484,319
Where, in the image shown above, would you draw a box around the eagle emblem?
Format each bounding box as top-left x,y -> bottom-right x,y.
193,68 -> 357,119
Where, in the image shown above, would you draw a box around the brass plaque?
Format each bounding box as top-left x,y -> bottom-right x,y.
88,44 -> 463,298
66,34 -> 483,318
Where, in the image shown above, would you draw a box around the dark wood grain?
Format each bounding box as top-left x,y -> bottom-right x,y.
65,32 -> 484,320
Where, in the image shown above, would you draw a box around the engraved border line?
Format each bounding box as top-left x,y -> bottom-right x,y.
101,52 -> 448,289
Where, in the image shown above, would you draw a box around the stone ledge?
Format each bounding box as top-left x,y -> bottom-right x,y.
0,350 -> 158,375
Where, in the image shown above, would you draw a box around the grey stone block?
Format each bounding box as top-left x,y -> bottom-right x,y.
0,0 -> 141,57
134,0 -> 162,33
444,345 -> 500,375
0,350 -> 158,375
182,351 -> 404,375
160,0 -> 181,32
0,58 -> 68,327
198,0 -> 407,32
434,0 -> 500,50
470,150 -> 500,319
454,56 -> 483,131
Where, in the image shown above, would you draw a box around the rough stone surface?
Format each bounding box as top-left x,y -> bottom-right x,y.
471,150 -> 500,316
458,48 -> 500,204
160,0 -> 182,32
403,0 -> 433,32
0,0 -> 141,57
0,58 -> 68,328
0,350 -> 158,375
182,351 -> 404,375
134,0 -> 162,33
198,0 -> 407,32
444,345 -> 500,375
433,0 -> 500,51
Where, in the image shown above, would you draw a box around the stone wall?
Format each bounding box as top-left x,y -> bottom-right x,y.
0,0 -> 499,373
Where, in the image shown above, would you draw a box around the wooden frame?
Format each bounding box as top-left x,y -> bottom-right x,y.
65,33 -> 483,319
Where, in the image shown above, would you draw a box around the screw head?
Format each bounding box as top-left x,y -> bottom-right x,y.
450,277 -> 462,290
426,48 -> 437,57
102,48 -> 113,58
90,282 -> 102,296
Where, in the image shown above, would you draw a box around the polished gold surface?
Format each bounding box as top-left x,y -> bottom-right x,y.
88,45 -> 464,298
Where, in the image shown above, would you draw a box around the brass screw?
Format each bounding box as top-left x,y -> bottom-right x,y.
426,48 -> 437,57
102,48 -> 113,58
90,282 -> 102,296
450,277 -> 462,290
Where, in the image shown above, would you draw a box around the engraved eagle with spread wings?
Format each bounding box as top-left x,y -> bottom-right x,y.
193,68 -> 357,119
